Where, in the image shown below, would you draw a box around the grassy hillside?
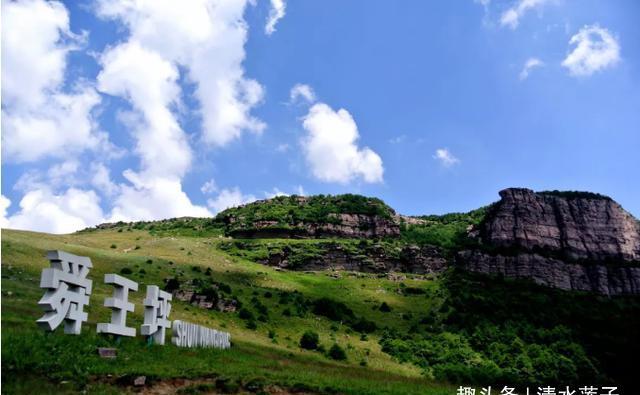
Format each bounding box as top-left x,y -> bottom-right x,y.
3,198 -> 638,393
1,228 -> 452,394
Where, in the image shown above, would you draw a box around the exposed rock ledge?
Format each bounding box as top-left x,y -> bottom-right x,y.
458,251 -> 640,296
261,243 -> 447,274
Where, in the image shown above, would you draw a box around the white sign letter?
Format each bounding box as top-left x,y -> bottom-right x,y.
37,250 -> 93,334
97,274 -> 138,337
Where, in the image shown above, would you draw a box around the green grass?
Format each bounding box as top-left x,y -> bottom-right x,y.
1,228 -> 450,394
3,224 -> 638,393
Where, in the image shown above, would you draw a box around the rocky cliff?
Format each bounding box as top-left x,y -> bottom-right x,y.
458,188 -> 640,295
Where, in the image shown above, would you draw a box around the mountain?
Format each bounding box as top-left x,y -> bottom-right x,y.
3,188 -> 639,393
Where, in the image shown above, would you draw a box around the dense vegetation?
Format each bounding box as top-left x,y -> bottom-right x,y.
399,207 -> 488,254
380,270 -> 639,388
538,190 -> 613,201
216,194 -> 396,236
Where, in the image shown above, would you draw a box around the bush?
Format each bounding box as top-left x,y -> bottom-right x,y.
312,298 -> 355,322
300,330 -> 320,350
328,344 -> 347,361
245,320 -> 258,330
379,302 -> 392,312
238,308 -> 255,321
164,277 -> 181,292
120,267 -> 133,275
351,318 -> 377,333
110,244 -> 117,249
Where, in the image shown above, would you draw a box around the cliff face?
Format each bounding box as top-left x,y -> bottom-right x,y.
458,188 -> 640,295
482,188 -> 640,262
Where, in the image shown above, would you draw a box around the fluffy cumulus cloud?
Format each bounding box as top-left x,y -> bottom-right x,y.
200,179 -> 218,195
207,187 -> 256,213
500,0 -> 551,29
2,188 -> 105,234
96,0 -> 265,147
290,83 -> 316,104
301,102 -> 384,184
562,25 -> 620,77
1,0 -> 106,162
433,148 -> 460,167
92,0 -> 270,222
265,0 -> 286,35
519,57 -> 545,80
1,0 -> 272,232
108,174 -> 210,222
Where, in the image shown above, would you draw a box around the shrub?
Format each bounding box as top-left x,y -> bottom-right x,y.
328,344 -> 347,360
164,277 -> 181,292
245,320 -> 257,330
238,308 -> 254,321
300,330 -> 320,350
120,267 -> 133,275
110,244 -> 117,249
351,318 -> 377,333
379,302 -> 392,312
312,298 -> 355,322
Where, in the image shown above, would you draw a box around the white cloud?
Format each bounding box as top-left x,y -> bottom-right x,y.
98,41 -> 192,179
2,188 -> 105,234
91,163 -> 119,197
207,187 -> 256,213
290,83 -> 316,104
561,24 -> 620,77
1,0 -> 106,163
0,195 -> 11,229
108,173 -> 210,222
388,135 -> 406,144
519,57 -> 545,80
433,148 -> 460,167
265,0 -> 286,35
301,102 -> 384,184
276,143 -> 291,152
96,0 -> 265,147
201,179 -> 218,195
500,0 -> 550,29
264,187 -> 288,199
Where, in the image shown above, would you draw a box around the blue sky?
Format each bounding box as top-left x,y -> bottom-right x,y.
2,0 -> 639,233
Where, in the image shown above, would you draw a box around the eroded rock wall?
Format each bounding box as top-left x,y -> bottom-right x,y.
459,188 -> 640,295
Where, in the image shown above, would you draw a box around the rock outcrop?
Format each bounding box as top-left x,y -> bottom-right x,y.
220,195 -> 401,239
458,188 -> 640,295
458,250 -> 640,296
228,212 -> 400,239
260,242 -> 446,274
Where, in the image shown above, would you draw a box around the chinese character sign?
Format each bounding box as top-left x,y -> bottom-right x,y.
37,250 -> 93,334
34,250 -> 231,349
97,274 -> 139,337
141,285 -> 172,345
